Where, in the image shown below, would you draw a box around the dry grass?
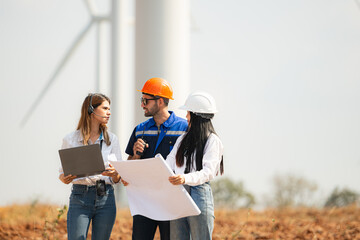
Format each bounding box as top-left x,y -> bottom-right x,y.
1,204 -> 359,239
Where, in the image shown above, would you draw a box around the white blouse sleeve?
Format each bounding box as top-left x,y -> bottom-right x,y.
184,134 -> 224,186
59,136 -> 71,175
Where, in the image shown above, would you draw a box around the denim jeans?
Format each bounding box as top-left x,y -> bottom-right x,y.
170,182 -> 215,240
67,184 -> 116,240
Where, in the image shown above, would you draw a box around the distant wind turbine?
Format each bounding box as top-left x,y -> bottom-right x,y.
20,0 -> 113,127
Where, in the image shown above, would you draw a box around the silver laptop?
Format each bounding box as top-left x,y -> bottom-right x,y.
59,144 -> 105,178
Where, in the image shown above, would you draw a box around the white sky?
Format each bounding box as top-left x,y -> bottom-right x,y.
1,0 -> 360,207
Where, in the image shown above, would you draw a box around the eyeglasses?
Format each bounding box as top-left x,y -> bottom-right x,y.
140,97 -> 159,105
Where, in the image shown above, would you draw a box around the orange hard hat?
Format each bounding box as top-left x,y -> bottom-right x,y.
138,77 -> 174,100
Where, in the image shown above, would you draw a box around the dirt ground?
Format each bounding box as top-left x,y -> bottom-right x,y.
0,204 -> 359,239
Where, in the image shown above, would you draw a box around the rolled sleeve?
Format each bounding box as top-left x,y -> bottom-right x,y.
184,134 -> 223,186
59,136 -> 72,176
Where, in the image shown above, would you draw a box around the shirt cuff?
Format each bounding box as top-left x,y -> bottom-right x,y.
109,176 -> 114,185
184,174 -> 190,185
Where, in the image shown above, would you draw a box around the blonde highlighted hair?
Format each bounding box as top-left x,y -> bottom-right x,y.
77,93 -> 111,146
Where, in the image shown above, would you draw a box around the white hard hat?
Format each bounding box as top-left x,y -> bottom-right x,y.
179,91 -> 218,114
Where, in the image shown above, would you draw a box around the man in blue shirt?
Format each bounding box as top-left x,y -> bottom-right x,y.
126,77 -> 188,240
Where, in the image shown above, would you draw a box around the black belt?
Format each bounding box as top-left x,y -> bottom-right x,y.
72,184 -> 112,190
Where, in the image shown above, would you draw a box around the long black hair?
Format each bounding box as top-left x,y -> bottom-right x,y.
175,112 -> 224,175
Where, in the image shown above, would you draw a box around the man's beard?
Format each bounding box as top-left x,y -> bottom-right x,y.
144,103 -> 159,117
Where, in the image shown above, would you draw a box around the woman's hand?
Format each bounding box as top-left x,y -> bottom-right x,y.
102,163 -> 121,183
59,174 -> 77,184
168,174 -> 185,185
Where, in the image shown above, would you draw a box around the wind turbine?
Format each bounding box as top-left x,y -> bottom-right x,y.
19,0 -> 191,206
19,0 -> 132,206
19,0 -> 131,132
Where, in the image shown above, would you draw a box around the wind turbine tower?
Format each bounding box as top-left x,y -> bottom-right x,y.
135,0 -> 190,121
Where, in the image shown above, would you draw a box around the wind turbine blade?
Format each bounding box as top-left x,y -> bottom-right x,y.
355,0 -> 360,11
83,0 -> 98,16
20,20 -> 94,127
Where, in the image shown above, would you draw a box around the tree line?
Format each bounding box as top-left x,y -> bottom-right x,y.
211,174 -> 359,209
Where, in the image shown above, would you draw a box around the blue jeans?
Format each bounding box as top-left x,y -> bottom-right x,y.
170,182 -> 215,240
67,184 -> 116,240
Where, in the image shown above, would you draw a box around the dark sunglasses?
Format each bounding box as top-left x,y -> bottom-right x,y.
140,97 -> 159,105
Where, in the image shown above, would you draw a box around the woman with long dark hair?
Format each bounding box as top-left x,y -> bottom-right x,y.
59,93 -> 122,240
166,91 -> 224,240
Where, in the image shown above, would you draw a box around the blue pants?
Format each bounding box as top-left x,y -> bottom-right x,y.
170,183 -> 215,240
67,184 -> 116,240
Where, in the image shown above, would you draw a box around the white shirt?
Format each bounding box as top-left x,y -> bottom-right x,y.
59,130 -> 123,185
166,133 -> 224,186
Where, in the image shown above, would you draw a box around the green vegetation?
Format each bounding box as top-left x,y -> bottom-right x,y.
211,177 -> 255,209
270,174 -> 318,208
324,187 -> 359,207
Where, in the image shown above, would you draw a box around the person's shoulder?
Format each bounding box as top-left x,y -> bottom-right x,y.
208,133 -> 223,147
135,118 -> 153,130
62,130 -> 82,147
173,115 -> 187,123
63,130 -> 80,141
209,133 -> 221,141
169,112 -> 188,128
175,118 -> 188,130
107,131 -> 118,140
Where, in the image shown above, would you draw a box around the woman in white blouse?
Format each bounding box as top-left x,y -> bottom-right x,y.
59,93 -> 122,240
167,91 -> 224,240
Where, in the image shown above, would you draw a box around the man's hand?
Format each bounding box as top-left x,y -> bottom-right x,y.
130,138 -> 149,159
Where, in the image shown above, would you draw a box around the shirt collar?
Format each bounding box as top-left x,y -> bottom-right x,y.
147,117 -> 156,128
99,131 -> 104,140
77,130 -> 84,143
145,111 -> 176,129
163,111 -> 176,128
76,129 -> 103,143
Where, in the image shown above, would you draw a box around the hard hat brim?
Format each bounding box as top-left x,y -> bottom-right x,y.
179,104 -> 218,114
137,89 -> 174,100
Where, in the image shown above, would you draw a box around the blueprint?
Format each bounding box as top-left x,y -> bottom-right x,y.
109,154 -> 201,221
